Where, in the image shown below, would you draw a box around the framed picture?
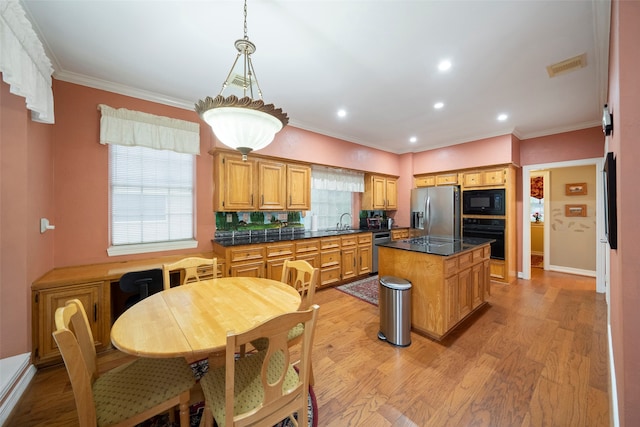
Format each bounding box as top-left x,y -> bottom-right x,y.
565,204 -> 587,217
566,182 -> 587,195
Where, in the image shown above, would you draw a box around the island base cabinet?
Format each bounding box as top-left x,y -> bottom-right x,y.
378,243 -> 490,341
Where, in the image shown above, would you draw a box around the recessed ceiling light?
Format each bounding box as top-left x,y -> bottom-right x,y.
497,113 -> 508,121
438,60 -> 452,71
434,102 -> 444,109
337,109 -> 347,118
409,136 -> 417,143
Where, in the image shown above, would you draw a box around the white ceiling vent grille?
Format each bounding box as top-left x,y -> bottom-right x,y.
546,53 -> 587,78
229,74 -> 251,88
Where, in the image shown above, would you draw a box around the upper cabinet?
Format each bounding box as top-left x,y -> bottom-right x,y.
363,174 -> 398,210
213,151 -> 311,212
415,173 -> 459,187
462,169 -> 505,188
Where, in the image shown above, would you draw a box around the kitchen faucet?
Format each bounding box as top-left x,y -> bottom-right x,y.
338,212 -> 352,230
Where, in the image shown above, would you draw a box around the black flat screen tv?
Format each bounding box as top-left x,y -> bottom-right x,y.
603,152 -> 617,249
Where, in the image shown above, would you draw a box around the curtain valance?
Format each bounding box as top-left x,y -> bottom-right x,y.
311,165 -> 364,192
98,104 -> 200,155
0,0 -> 55,123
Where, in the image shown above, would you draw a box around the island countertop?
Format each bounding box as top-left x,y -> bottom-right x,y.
377,235 -> 495,257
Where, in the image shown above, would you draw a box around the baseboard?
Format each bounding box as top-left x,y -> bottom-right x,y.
548,265 -> 596,278
608,324 -> 620,426
0,353 -> 36,426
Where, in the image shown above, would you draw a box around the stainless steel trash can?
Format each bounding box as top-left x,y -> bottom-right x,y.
378,275 -> 412,347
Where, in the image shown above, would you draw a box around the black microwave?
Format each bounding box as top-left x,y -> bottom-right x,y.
463,189 -> 505,215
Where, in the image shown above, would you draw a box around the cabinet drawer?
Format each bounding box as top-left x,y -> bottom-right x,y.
229,246 -> 265,263
436,174 -> 458,185
341,235 -> 358,247
458,251 -> 473,269
357,233 -> 372,245
266,242 -> 294,258
320,267 -> 341,286
444,257 -> 458,277
321,237 -> 340,250
295,239 -> 320,254
472,248 -> 484,263
321,250 -> 340,267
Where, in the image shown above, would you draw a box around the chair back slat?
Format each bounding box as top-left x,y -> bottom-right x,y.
280,260 -> 318,310
162,257 -> 218,289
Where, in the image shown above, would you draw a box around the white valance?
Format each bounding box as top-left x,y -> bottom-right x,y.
0,0 -> 55,123
312,165 -> 364,192
98,104 -> 200,155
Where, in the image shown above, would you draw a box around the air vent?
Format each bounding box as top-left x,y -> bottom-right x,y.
229,74 -> 251,88
546,53 -> 587,78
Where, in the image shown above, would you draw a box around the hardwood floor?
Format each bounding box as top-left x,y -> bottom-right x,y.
7,269 -> 610,426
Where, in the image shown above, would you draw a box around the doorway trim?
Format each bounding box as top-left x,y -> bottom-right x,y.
521,157 -> 605,293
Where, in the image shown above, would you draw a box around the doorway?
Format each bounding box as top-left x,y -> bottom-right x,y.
530,170 -> 549,270
522,157 -> 606,293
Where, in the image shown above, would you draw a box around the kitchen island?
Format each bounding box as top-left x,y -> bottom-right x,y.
378,236 -> 493,341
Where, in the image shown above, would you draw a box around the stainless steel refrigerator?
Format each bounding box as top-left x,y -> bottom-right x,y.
410,186 -> 461,239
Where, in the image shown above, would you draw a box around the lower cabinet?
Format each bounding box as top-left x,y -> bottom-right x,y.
320,237 -> 341,288
357,233 -> 372,275
226,245 -> 266,277
265,242 -> 295,280
32,281 -> 109,367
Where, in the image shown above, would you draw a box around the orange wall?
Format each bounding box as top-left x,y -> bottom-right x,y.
609,0 -> 640,425
1,78 -> 55,358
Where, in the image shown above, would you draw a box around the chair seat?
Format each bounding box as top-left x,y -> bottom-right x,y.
94,357 -> 195,426
200,350 -> 299,426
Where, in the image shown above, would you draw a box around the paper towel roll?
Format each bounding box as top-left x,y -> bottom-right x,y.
311,214 -> 318,231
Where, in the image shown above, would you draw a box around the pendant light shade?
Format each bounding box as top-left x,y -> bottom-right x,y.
195,2 -> 288,160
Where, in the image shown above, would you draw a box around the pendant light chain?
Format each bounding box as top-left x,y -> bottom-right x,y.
243,0 -> 248,41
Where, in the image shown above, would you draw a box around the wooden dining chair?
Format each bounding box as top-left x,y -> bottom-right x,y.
162,256 -> 217,289
53,299 -> 195,427
199,305 -> 320,427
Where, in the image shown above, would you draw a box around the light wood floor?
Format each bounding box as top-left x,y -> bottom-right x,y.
7,269 -> 610,426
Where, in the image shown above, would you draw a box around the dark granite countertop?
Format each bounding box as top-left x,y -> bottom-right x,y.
377,235 -> 495,257
212,228 -> 371,247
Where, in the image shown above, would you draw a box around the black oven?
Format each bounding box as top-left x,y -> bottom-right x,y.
463,189 -> 505,216
462,218 -> 505,260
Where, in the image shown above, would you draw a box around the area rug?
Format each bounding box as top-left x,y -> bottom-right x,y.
532,254 -> 543,269
336,275 -> 379,306
138,359 -> 317,427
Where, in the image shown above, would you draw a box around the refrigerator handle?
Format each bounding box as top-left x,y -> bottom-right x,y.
426,196 -> 431,235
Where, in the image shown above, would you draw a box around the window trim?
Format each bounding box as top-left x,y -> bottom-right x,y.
107,239 -> 198,257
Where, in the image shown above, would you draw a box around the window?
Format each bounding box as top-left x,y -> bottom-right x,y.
303,189 -> 354,230
108,145 -> 196,255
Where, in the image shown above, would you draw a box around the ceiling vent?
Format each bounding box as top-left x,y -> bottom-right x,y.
546,53 -> 587,78
229,74 -> 252,88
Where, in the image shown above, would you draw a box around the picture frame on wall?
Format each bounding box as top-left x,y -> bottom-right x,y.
565,204 -> 587,217
565,182 -> 587,195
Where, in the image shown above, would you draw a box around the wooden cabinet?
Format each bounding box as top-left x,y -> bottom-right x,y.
213,151 -> 311,212
287,164 -> 311,210
32,281 -> 109,367
265,242 -> 294,280
415,173 -> 458,187
226,245 -> 266,277
213,153 -> 256,211
319,237 -> 341,288
363,174 -> 398,210
357,233 -> 372,276
294,238 -> 320,269
462,168 -> 505,187
258,160 -> 286,210
391,228 -> 409,241
378,242 -> 491,341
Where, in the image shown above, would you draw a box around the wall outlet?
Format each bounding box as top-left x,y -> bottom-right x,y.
226,214 -> 232,222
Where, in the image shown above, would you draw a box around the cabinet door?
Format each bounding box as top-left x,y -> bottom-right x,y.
35,282 -> 104,366
385,178 -> 398,209
358,244 -> 372,275
222,156 -> 256,210
341,246 -> 357,280
444,275 -> 459,330
415,176 -> 436,187
458,268 -> 472,319
229,260 -> 265,278
482,169 -> 505,186
266,256 -> 294,281
436,174 -> 458,185
371,176 -> 387,209
287,164 -> 311,210
258,161 -> 286,210
471,263 -> 483,309
463,172 -> 482,187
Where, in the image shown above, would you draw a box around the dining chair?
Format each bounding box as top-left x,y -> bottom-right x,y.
53,299 -> 195,427
250,259 -> 319,379
119,268 -> 164,310
162,256 -> 217,289
199,304 -> 320,427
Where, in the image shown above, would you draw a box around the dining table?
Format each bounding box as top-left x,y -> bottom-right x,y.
110,277 -> 302,360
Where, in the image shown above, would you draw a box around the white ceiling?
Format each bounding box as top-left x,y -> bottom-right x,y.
22,0 -> 610,154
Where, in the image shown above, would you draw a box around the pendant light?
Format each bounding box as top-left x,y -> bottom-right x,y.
195,0 -> 288,160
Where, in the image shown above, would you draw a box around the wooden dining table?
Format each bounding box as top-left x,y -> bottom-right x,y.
110,277 -> 302,359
